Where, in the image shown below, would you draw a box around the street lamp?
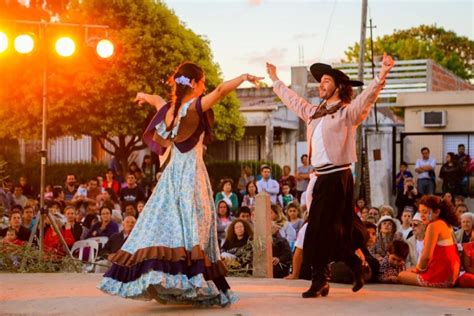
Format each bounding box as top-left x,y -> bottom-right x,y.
1,19 -> 114,266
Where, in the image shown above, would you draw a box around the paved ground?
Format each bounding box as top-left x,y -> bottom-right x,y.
0,273 -> 473,315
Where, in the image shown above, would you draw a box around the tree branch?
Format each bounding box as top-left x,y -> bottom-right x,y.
97,137 -> 116,156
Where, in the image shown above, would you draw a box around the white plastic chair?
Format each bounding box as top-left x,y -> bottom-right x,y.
87,236 -> 109,252
71,239 -> 99,264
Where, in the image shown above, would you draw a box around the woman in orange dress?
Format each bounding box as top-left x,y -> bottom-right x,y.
398,195 -> 460,287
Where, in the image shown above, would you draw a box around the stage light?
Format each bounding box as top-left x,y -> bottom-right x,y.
96,39 -> 114,58
14,34 -> 34,54
55,37 -> 75,57
0,32 -> 8,53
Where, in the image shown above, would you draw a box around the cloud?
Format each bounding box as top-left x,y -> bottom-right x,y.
243,48 -> 288,65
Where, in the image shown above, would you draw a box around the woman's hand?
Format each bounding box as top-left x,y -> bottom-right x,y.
266,62 -> 280,82
243,74 -> 264,88
134,92 -> 166,110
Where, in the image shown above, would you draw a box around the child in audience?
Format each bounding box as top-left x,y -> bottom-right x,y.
286,202 -> 304,236
278,184 -> 295,210
378,240 -> 409,283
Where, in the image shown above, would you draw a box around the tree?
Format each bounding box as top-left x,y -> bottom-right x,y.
0,0 -> 245,170
344,25 -> 474,80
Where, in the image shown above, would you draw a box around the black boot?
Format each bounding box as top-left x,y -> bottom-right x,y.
348,256 -> 364,292
302,266 -> 330,298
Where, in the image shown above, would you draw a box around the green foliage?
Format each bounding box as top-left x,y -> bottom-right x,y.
206,160 -> 282,192
9,162 -> 108,191
0,0 -> 245,165
344,24 -> 474,79
0,244 -> 82,273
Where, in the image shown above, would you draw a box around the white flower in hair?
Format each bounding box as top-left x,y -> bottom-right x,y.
175,75 -> 192,87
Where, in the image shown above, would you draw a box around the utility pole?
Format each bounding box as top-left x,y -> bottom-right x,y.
354,0 -> 368,200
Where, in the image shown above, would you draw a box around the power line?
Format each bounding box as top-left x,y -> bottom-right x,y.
319,0 -> 337,60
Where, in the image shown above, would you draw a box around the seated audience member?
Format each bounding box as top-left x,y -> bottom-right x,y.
399,206 -> 414,240
136,200 -> 145,215
406,213 -> 426,268
43,214 -> 75,258
456,212 -> 473,244
286,202 -> 304,236
1,228 -> 24,246
378,240 -> 409,283
271,223 -> 292,278
0,211 -> 30,242
359,207 -> 369,222
85,206 -> 119,239
368,207 -> 380,224
221,219 -> 253,273
380,205 -> 402,230
365,222 -> 377,257
123,203 -> 138,219
216,200 -> 234,245
21,205 -> 36,232
454,204 -> 468,225
374,216 -> 401,263
285,223 -> 311,280
270,204 -> 296,246
458,240 -> 474,288
48,201 -> 66,226
99,215 -> 137,259
355,198 -> 367,217
215,178 -> 239,215
80,213 -> 100,240
277,183 -> 295,210
237,206 -> 252,224
398,195 -> 461,287
0,204 -> 9,230
241,181 -> 258,211
64,206 -> 83,241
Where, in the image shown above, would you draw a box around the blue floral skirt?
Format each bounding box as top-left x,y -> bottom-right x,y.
98,145 -> 237,306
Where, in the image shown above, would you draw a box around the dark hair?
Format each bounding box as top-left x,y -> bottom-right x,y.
364,221 -> 377,231
224,218 -> 254,245
99,206 -> 112,216
83,214 -> 98,229
245,181 -> 258,195
216,200 -> 231,218
53,186 -> 64,198
420,147 -> 430,153
446,152 -> 455,162
168,62 -> 204,132
337,81 -> 354,103
238,206 -> 251,216
388,240 -> 409,259
220,178 -> 234,191
400,161 -> 408,167
300,154 -> 308,160
260,165 -> 271,172
104,188 -> 119,204
458,144 -> 465,148
419,195 -> 459,227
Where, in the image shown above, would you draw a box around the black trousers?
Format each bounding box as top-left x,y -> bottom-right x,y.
303,169 -> 366,277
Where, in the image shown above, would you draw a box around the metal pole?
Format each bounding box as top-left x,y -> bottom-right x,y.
369,18 -> 379,131
39,22 -> 47,258
354,0 -> 368,200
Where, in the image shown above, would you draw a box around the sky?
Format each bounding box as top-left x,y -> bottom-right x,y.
163,0 -> 474,85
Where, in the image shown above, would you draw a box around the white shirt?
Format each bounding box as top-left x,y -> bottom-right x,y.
415,157 -> 436,179
295,223 -> 308,249
311,116 -> 332,167
256,178 -> 279,204
415,239 -> 424,263
401,226 -> 412,240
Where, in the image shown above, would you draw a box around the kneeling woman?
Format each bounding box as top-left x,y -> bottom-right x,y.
398,195 -> 461,287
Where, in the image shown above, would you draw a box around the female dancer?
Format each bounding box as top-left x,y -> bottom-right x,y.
98,62 -> 262,306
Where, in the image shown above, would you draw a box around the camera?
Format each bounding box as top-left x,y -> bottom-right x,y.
407,185 -> 414,192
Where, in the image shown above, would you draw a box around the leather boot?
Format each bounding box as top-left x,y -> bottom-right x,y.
349,257 -> 364,292
302,266 -> 330,298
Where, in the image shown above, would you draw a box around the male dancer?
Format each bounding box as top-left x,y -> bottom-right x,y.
267,53 -> 394,297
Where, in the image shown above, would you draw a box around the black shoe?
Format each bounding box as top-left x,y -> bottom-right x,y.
302,282 -> 330,298
351,264 -> 364,292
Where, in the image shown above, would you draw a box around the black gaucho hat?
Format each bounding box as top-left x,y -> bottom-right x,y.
310,63 -> 364,87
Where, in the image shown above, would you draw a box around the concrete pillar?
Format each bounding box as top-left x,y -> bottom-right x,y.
252,192 -> 273,278
264,115 -> 273,162
367,131 -> 392,209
